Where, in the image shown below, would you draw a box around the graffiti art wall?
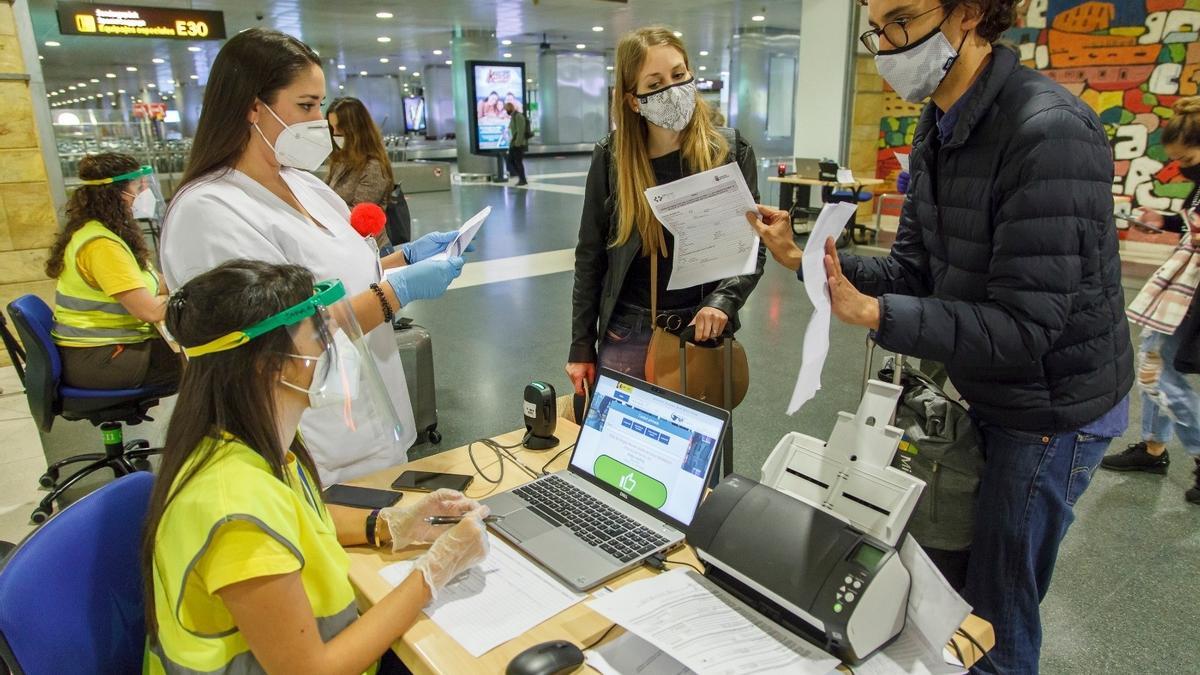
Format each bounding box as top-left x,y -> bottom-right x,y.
874,1 -> 1200,244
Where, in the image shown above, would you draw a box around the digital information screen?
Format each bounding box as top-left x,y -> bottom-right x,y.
56,3 -> 226,40
403,96 -> 426,133
466,61 -> 525,154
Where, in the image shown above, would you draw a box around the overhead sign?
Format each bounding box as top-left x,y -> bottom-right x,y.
56,3 -> 226,40
132,102 -> 167,119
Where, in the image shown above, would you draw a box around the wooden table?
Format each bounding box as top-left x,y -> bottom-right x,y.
345,421 -> 994,674
769,175 -> 887,213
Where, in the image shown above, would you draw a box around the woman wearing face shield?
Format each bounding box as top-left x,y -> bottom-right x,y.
142,260 -> 489,674
46,152 -> 180,391
160,28 -> 464,484
566,26 -> 764,396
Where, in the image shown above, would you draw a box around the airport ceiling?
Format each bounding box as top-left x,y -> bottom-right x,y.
32,0 -> 808,105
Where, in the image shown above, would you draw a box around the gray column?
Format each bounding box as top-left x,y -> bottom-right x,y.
451,29 -> 499,175
728,28 -> 802,160
174,82 -> 202,138
538,51 -> 606,145
423,65 -> 453,140
794,0 -> 856,163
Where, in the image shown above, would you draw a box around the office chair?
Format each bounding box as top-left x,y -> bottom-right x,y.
0,471 -> 154,675
4,295 -> 174,524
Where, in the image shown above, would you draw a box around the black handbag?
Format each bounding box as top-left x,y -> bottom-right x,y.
384,184 -> 411,246
1175,293 -> 1200,374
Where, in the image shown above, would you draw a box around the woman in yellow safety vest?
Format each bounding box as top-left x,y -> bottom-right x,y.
142,259 -> 488,674
46,152 -> 180,390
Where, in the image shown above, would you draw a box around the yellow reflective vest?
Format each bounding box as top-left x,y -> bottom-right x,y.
51,220 -> 158,347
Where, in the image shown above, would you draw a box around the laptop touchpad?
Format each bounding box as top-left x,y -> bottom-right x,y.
501,508 -> 557,542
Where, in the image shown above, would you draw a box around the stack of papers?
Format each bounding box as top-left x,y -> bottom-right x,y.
431,205 -> 490,261
378,534 -> 583,657
643,163 -> 761,291
586,569 -> 841,675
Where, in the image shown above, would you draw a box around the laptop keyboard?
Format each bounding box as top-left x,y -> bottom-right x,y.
513,475 -> 671,563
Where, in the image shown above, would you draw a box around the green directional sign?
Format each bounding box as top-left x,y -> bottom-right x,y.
594,455 -> 667,508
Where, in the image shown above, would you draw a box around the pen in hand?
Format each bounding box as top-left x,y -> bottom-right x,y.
425,515 -> 504,525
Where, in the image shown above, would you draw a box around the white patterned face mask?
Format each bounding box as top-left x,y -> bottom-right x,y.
874,23 -> 961,103
634,78 -> 697,132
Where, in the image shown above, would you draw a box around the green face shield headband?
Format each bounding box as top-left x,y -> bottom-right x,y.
181,280 -> 346,358
78,164 -> 154,186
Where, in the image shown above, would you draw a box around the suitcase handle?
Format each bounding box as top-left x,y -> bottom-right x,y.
677,325 -> 731,348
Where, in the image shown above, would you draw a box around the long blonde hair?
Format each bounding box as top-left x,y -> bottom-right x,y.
612,27 -> 728,254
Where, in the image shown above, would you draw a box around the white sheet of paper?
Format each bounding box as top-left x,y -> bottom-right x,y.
586,569 -> 840,675
377,534 -> 583,657
787,202 -> 859,414
642,163 -> 760,290
585,632 -> 694,675
900,534 -> 973,658
837,168 -> 855,184
850,631 -> 965,675
895,152 -> 910,173
429,205 -> 491,260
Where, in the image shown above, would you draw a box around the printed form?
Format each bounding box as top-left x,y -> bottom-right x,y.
587,568 -> 840,675
378,534 -> 583,657
643,163 -> 760,290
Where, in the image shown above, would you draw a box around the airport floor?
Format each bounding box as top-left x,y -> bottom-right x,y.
0,156 -> 1197,673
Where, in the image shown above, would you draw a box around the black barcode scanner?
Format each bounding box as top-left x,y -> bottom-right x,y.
523,381 -> 559,449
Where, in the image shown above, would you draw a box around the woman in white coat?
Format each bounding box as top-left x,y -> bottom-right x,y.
161,28 -> 461,484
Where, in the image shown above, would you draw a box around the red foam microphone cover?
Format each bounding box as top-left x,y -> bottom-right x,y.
350,202 -> 387,238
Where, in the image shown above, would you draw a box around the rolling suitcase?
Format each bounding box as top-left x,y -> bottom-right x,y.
675,326 -> 737,483
393,317 -> 441,444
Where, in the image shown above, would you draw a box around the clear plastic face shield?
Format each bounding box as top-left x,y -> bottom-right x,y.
79,164 -> 166,221
182,280 -> 405,442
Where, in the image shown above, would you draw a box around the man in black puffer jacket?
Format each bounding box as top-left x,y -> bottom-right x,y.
751,1 -> 1132,672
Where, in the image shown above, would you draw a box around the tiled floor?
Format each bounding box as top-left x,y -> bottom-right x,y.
2,157 -> 1196,672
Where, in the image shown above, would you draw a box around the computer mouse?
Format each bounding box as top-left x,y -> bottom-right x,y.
505,639 -> 586,675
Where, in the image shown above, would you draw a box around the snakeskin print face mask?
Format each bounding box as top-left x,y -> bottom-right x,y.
634,78 -> 697,132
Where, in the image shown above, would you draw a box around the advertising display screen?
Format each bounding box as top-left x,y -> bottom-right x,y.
403,96 -> 426,133
466,61 -> 525,154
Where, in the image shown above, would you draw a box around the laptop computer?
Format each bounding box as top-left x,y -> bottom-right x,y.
793,157 -> 823,180
484,368 -> 730,591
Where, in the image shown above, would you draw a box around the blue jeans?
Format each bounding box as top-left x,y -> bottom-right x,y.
964,424 -> 1111,674
1139,329 -> 1200,456
597,304 -> 699,380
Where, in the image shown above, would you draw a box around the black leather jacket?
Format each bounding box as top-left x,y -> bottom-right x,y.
569,128 -> 765,363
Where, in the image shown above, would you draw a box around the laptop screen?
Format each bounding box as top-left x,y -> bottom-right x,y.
571,372 -> 727,526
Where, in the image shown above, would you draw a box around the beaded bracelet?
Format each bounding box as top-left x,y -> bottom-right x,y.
369,283 -> 395,323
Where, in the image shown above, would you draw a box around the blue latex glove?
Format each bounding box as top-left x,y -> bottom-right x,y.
387,256 -> 464,306
896,171 -> 910,194
401,231 -> 476,264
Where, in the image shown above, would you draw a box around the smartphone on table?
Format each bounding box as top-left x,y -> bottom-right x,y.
322,484 -> 404,509
391,470 -> 474,492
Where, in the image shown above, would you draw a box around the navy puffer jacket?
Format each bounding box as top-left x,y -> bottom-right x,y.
843,47 -> 1132,432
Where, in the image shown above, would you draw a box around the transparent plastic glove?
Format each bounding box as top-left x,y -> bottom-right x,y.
412,506 -> 491,601
380,488 -> 480,551
401,231 -> 458,264
386,256 -> 464,307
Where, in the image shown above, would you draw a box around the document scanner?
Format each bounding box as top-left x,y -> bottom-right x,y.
687,380 -> 925,664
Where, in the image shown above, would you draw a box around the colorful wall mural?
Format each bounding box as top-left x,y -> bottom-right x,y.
874,1 -> 1200,243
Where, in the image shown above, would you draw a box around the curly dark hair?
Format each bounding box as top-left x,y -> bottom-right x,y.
857,1 -> 1019,44
957,0 -> 1019,43
45,152 -> 153,279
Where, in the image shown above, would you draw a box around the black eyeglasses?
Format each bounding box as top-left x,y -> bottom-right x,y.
860,4 -> 949,55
